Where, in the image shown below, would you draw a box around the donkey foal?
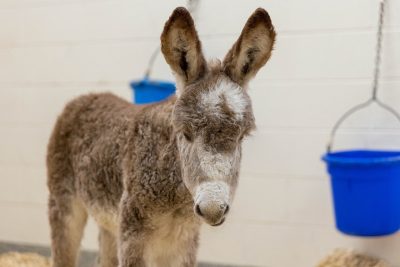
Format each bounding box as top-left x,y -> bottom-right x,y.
47,7 -> 276,267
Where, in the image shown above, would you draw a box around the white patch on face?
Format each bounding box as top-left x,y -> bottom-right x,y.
200,79 -> 248,120
194,181 -> 230,205
198,146 -> 239,180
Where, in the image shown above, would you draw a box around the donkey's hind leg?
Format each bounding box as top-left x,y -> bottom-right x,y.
98,227 -> 118,267
48,195 -> 88,267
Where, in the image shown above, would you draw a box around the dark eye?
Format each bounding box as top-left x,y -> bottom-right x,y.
183,131 -> 193,142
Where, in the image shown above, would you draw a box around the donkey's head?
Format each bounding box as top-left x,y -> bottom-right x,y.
161,7 -> 276,226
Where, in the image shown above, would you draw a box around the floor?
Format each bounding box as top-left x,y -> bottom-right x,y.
0,241 -> 237,267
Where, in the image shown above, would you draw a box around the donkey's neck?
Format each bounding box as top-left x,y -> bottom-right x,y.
126,96 -> 193,211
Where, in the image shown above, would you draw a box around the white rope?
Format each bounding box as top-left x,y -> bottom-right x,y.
372,0 -> 385,99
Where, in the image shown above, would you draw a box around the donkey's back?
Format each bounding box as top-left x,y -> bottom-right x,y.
48,93 -> 133,191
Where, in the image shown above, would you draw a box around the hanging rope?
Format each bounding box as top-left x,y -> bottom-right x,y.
187,0 -> 200,21
372,0 -> 385,100
326,0 -> 400,152
144,0 -> 200,79
144,47 -> 160,79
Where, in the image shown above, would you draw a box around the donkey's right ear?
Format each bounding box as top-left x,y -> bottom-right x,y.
161,7 -> 207,89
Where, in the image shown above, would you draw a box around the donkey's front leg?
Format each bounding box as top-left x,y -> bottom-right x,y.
118,197 -> 148,267
180,235 -> 200,267
118,234 -> 146,267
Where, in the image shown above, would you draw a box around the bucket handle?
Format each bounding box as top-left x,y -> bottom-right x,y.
326,98 -> 400,152
326,0 -> 400,153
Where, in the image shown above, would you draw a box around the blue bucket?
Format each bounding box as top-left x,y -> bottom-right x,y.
323,150 -> 400,236
130,78 -> 176,104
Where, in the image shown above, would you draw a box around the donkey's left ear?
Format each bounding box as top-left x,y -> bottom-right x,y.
223,8 -> 276,86
161,7 -> 207,88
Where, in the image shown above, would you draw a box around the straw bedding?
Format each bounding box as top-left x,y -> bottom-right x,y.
0,252 -> 50,267
317,249 -> 389,267
0,248 -> 390,267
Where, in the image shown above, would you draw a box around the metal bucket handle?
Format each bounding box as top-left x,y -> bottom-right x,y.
327,99 -> 400,152
327,0 -> 400,153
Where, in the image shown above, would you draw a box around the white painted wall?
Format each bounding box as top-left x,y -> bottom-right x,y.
1,0 -> 400,266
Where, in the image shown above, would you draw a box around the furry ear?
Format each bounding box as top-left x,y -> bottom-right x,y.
161,7 -> 207,89
223,8 -> 276,86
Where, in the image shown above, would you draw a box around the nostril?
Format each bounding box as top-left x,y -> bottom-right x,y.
223,205 -> 230,215
195,204 -> 204,217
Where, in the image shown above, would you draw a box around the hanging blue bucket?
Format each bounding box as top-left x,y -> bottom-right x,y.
130,78 -> 176,104
321,0 -> 400,237
323,150 -> 400,236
